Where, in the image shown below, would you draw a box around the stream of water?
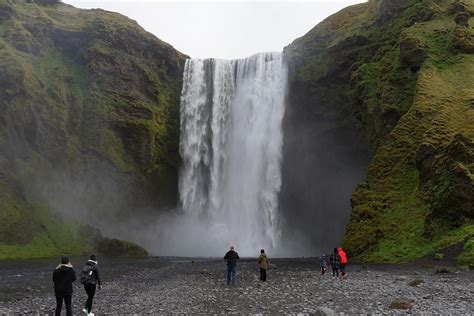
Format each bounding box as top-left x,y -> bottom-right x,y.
179,52 -> 288,255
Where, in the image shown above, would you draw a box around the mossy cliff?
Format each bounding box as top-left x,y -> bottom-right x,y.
285,0 -> 473,265
0,0 -> 185,258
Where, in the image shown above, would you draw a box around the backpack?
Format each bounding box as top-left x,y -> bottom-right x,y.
80,265 -> 95,284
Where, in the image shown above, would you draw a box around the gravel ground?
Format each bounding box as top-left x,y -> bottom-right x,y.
0,258 -> 473,314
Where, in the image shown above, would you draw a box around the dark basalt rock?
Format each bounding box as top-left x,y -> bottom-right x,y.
399,31 -> 428,69
454,12 -> 470,27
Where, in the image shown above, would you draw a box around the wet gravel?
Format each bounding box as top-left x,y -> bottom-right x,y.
0,257 -> 473,314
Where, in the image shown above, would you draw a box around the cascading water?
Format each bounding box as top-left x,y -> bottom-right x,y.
179,52 -> 288,255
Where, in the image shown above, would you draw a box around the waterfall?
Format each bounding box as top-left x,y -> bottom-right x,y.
179,52 -> 288,255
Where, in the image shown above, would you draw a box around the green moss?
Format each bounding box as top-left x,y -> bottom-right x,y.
458,237 -> 474,266
97,238 -> 148,257
0,1 -> 186,258
288,0 -> 473,264
32,48 -> 88,104
0,200 -> 87,259
0,182 -> 38,245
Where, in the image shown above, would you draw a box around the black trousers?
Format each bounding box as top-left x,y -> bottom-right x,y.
55,295 -> 72,316
340,264 -> 346,276
332,267 -> 339,278
84,283 -> 97,313
260,268 -> 267,281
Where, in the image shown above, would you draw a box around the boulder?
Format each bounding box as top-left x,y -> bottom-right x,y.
97,238 -> 149,257
408,279 -> 424,287
389,299 -> 413,310
435,267 -> 452,274
314,307 -> 336,316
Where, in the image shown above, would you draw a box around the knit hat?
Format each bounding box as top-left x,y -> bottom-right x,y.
61,256 -> 70,264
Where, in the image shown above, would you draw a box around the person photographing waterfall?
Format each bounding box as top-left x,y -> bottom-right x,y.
224,246 -> 240,285
80,254 -> 102,315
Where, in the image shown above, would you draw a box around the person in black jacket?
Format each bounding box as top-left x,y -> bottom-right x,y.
224,246 -> 240,285
81,254 -> 102,315
53,256 -> 76,316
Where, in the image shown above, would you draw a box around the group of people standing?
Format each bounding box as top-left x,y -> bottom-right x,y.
224,246 -> 347,285
319,247 -> 348,279
224,247 -> 270,285
52,255 -> 102,316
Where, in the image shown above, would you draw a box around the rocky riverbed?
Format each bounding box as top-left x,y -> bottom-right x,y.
0,257 -> 473,314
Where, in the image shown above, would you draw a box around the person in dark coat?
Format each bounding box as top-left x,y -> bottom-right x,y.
329,248 -> 341,279
224,246 -> 240,285
53,256 -> 76,316
81,254 -> 102,315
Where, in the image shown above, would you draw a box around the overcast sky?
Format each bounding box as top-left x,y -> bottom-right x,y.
66,0 -> 366,59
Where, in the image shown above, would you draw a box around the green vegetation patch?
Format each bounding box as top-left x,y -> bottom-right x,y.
0,201 -> 87,260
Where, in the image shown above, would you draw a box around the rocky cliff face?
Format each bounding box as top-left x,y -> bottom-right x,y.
0,0 -> 186,257
1,0 -> 472,264
285,0 -> 473,264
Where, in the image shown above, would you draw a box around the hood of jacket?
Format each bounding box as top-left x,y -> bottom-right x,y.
56,263 -> 74,270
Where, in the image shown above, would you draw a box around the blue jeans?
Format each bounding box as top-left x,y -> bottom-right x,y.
227,264 -> 236,284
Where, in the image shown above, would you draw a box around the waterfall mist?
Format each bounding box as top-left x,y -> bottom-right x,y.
153,52 -> 289,257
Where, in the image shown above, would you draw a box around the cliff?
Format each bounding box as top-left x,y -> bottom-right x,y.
0,0 -> 186,258
285,0 -> 473,265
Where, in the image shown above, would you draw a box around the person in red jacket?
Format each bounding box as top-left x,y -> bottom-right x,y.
338,247 -> 348,278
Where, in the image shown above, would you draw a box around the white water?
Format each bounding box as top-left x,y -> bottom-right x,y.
178,52 -> 288,256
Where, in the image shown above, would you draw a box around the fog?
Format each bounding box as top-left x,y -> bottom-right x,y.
279,80 -> 371,256
11,1 -> 371,258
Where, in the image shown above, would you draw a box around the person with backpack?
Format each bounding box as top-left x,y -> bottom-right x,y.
53,256 -> 76,316
338,247 -> 348,279
224,246 -> 240,285
80,254 -> 102,315
319,254 -> 327,275
329,248 -> 341,279
257,249 -> 269,282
